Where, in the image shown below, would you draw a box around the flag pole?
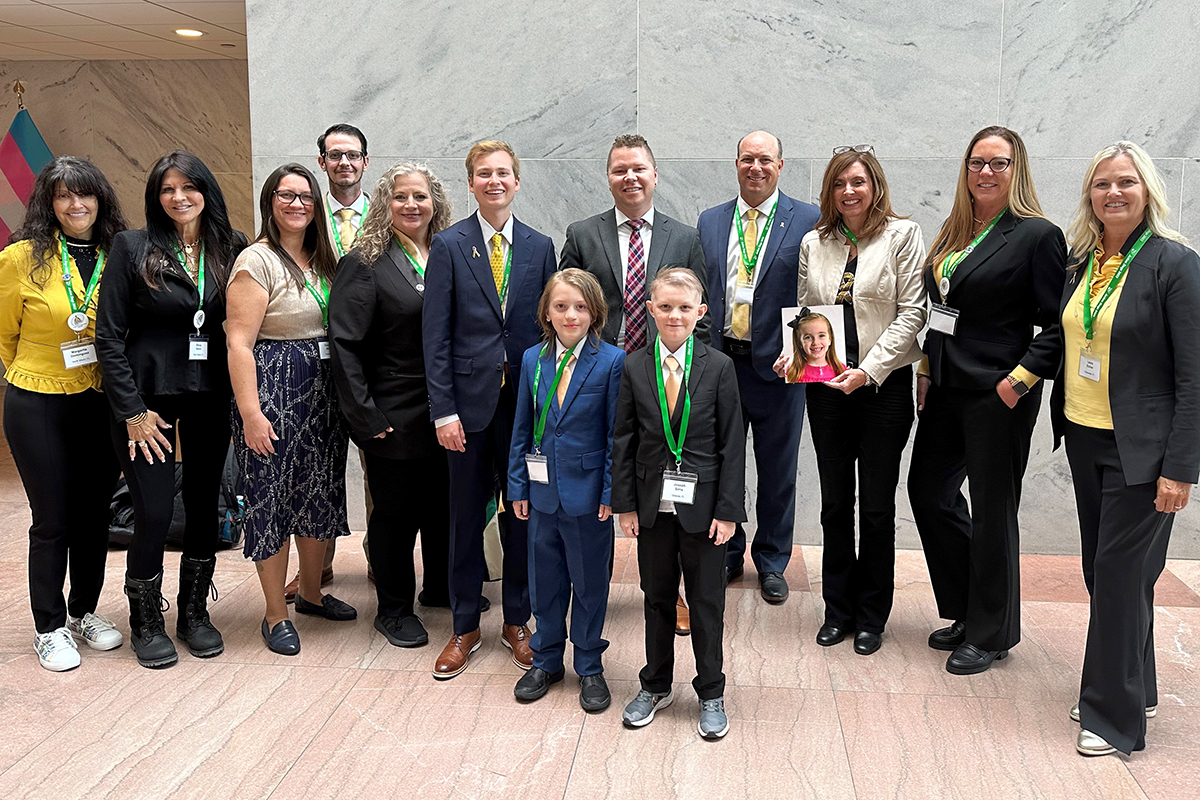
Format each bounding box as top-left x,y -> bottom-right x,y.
12,80 -> 25,110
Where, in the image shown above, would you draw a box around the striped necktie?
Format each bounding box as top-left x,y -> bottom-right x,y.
623,218 -> 647,353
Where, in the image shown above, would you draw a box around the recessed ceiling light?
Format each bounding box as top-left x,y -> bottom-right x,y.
175,29 -> 204,37
220,43 -> 235,48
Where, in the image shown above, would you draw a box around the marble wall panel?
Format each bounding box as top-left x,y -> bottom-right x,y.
1182,160 -> 1200,239
0,61 -> 93,160
1029,157 -> 1186,238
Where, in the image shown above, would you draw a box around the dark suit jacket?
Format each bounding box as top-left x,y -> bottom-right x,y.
422,214 -> 557,432
558,208 -> 710,346
610,337 -> 746,532
698,191 -> 819,380
506,337 -> 625,517
95,228 -> 247,420
923,211 -> 1067,389
1050,225 -> 1200,485
329,241 -> 439,459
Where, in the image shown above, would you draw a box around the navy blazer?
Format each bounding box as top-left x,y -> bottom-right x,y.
506,336 -> 625,516
422,214 -> 557,432
698,191 -> 819,381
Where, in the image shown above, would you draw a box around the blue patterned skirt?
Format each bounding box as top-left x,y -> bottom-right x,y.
233,338 -> 349,561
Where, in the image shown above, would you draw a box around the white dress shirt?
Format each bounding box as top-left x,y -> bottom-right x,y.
656,336 -> 688,514
615,206 -> 655,348
723,190 -> 779,339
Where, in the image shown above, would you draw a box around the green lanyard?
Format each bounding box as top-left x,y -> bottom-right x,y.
394,236 -> 426,277
495,242 -> 512,304
654,334 -> 693,466
175,243 -> 206,313
1082,228 -> 1152,343
59,235 -> 105,315
530,342 -> 578,452
304,273 -> 330,329
331,197 -> 368,258
938,208 -> 1005,299
734,201 -> 778,279
840,224 -> 859,247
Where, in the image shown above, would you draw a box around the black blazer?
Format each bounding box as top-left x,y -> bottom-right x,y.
329,241 -> 439,460
1050,225 -> 1200,485
559,208 -> 710,346
95,228 -> 246,420
923,211 -> 1066,389
610,338 -> 746,532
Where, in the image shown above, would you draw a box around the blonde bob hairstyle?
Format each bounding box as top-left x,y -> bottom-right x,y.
1065,141 -> 1188,266
815,150 -> 905,242
355,162 -> 453,264
925,126 -> 1046,271
536,268 -> 608,343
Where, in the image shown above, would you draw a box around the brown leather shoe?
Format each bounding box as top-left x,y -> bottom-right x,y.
501,623 -> 534,670
432,629 -> 481,680
675,594 -> 691,637
284,568 -> 336,604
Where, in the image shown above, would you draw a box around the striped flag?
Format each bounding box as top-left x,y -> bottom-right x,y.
0,109 -> 54,244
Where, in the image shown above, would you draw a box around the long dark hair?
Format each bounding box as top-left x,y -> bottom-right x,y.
10,156 -> 127,285
255,163 -> 337,287
141,150 -> 238,295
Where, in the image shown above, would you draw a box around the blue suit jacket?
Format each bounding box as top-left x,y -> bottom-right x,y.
698,191 -> 819,381
422,214 -> 558,432
507,337 -> 625,517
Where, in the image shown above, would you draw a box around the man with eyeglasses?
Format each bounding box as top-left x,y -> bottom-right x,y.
696,130 -> 819,604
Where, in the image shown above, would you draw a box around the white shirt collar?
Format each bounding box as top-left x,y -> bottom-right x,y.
736,189 -> 779,218
616,206 -> 655,228
326,190 -> 367,216
477,210 -> 515,245
657,336 -> 689,366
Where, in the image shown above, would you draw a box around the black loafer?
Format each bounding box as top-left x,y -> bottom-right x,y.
945,642 -> 1008,675
295,592 -> 357,621
514,667 -> 564,702
579,674 -> 611,712
261,618 -> 300,655
724,563 -> 744,586
854,630 -> 882,655
759,572 -> 789,604
928,620 -> 966,651
374,613 -> 428,647
816,623 -> 849,646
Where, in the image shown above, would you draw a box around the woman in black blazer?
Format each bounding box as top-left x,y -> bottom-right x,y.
907,126 -> 1067,675
329,162 -> 453,648
1050,142 -> 1200,757
95,151 -> 245,669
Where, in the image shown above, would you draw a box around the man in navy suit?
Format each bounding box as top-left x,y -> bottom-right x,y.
697,130 -> 819,603
422,140 -> 558,679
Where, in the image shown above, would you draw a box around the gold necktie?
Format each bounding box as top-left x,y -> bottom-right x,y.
490,232 -> 505,300
335,208 -> 355,251
556,352 -> 576,406
665,355 -> 681,417
731,208 -> 758,339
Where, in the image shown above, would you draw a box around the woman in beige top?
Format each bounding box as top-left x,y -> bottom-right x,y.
227,163 -> 352,656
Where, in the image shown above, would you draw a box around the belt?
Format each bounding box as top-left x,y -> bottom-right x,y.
723,338 -> 752,356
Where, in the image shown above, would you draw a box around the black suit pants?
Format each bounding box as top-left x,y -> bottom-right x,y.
908,382 -> 1039,651
1065,421 -> 1172,755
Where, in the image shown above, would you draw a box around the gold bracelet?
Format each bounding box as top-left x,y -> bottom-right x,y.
126,412 -> 148,425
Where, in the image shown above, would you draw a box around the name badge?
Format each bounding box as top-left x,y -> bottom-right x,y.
1078,349 -> 1102,382
661,468 -> 698,505
525,453 -> 549,484
61,338 -> 97,369
929,303 -> 960,336
734,285 -> 754,306
189,334 -> 209,361
318,338 -> 331,360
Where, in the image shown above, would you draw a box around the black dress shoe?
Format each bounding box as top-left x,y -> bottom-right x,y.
815,623 -> 849,646
374,613 -> 428,647
724,563 -> 744,586
759,572 -> 789,604
945,642 -> 1009,675
261,618 -> 300,655
579,674 -> 611,712
295,593 -> 357,621
928,620 -> 966,651
854,631 -> 882,655
514,667 -> 564,701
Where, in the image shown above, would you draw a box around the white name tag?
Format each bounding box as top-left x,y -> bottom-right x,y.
661,469 -> 698,505
189,334 -> 208,361
318,338 -> 331,360
61,339 -> 97,369
734,285 -> 754,305
525,453 -> 549,484
1079,350 -> 1102,382
929,304 -> 960,336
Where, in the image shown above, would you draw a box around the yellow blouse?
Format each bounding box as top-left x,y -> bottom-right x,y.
0,238 -> 104,394
1062,251 -> 1125,429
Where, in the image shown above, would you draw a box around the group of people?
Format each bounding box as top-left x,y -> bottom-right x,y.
1,121 -> 1195,755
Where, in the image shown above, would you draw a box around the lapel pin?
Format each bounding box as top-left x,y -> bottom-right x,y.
780,221 -> 786,228
472,246 -> 480,259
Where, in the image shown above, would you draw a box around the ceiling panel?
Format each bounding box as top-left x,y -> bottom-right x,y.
157,2 -> 244,24
0,5 -> 91,24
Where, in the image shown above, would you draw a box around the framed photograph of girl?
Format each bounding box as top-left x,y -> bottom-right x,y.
779,305 -> 847,384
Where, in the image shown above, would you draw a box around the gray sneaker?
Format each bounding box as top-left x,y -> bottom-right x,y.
622,688 -> 673,727
698,697 -> 729,739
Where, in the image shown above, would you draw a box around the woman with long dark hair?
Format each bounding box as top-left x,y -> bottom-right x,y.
95,150 -> 246,669
0,157 -> 127,671
227,163 -> 352,655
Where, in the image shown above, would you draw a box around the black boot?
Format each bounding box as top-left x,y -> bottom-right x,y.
177,556 -> 224,658
124,572 -> 178,669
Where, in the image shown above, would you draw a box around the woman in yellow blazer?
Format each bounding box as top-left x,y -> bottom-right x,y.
0,156 -> 128,672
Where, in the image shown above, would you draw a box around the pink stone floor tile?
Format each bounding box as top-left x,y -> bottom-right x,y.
1167,559 -> 1200,597
1125,704 -> 1200,799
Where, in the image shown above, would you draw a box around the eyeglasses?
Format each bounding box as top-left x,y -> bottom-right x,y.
965,157 -> 1013,173
323,150 -> 364,164
833,144 -> 874,155
274,190 -> 315,206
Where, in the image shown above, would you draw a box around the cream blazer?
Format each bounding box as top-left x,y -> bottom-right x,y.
797,218 -> 928,385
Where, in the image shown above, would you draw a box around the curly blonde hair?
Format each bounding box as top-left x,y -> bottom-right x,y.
354,162 -> 452,263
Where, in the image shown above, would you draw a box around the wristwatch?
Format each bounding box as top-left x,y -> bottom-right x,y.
1006,375 -> 1029,397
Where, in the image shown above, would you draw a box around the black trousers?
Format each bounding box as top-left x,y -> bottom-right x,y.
445,381 -> 529,634
363,450 -> 450,617
108,392 -> 231,579
1065,421 -> 1173,755
5,386 -> 120,633
807,365 -> 914,634
637,513 -> 727,700
908,382 -> 1040,651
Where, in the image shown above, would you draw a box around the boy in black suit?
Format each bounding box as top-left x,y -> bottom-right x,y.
612,266 -> 746,739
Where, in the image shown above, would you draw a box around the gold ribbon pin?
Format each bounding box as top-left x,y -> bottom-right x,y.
472,246 -> 480,259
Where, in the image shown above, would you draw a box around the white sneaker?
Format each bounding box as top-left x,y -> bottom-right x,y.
68,612 -> 124,651
35,627 -> 81,672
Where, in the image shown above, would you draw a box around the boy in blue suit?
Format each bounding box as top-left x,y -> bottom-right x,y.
508,269 -> 625,712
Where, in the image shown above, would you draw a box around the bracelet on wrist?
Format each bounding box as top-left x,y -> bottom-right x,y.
126,412 -> 148,425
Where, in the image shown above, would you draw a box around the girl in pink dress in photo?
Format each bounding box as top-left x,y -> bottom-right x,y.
786,311 -> 845,383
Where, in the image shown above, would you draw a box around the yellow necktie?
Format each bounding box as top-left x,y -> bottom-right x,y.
665,355 -> 681,417
490,232 -> 505,300
731,208 -> 758,339
556,352 -> 575,406
335,208 -> 355,251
